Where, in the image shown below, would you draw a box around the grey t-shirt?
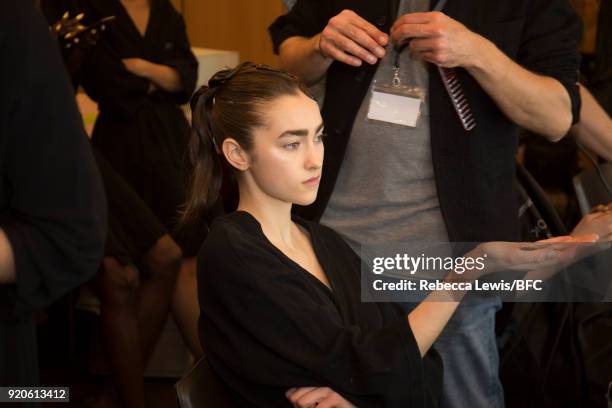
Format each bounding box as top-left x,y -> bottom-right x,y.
320,0 -> 449,251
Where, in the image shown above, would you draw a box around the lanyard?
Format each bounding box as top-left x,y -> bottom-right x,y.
392,0 -> 449,84
388,0 -> 476,131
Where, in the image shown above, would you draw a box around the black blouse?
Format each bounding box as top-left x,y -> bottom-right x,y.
198,212 -> 442,407
74,0 -> 198,117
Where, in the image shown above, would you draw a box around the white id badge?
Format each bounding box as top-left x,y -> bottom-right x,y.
367,82 -> 425,128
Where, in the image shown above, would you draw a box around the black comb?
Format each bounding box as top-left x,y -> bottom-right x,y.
438,67 -> 476,131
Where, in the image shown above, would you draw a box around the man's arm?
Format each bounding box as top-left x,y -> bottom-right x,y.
277,10 -> 389,86
0,229 -> 15,284
391,11 -> 576,141
570,84 -> 612,161
278,35 -> 331,86
465,34 -> 572,141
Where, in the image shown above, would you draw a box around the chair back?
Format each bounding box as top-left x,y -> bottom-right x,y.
573,162 -> 612,215
175,357 -> 235,408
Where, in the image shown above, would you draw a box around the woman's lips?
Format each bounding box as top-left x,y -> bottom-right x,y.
303,176 -> 320,185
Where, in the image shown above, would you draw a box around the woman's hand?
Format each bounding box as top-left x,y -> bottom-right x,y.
467,234 -> 600,279
286,387 -> 357,408
122,58 -> 181,92
122,57 -> 153,78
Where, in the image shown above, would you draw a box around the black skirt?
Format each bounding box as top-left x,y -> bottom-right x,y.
94,150 -> 166,266
93,98 -> 206,259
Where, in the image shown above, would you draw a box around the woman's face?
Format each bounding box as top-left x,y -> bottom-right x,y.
246,91 -> 324,206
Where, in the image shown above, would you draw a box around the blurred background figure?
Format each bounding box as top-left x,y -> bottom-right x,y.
40,0 -> 215,406
1,0 -> 106,388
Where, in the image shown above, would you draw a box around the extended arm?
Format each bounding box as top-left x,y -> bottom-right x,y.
570,84 -> 612,161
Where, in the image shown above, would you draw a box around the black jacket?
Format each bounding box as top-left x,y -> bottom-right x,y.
1,0 -> 107,385
270,0 -> 581,242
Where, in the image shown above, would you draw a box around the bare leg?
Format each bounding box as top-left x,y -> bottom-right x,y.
138,234 -> 181,363
96,258 -> 145,408
171,257 -> 204,358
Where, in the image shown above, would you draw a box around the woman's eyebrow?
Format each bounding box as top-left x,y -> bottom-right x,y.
278,123 -> 324,138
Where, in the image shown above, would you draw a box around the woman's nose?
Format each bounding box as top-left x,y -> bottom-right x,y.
304,141 -> 323,169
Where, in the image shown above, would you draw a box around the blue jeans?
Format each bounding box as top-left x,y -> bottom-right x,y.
433,296 -> 504,408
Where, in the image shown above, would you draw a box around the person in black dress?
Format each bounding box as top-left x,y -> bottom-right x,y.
181,63 -> 586,407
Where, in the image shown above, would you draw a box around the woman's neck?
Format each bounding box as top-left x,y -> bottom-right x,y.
237,187 -> 297,248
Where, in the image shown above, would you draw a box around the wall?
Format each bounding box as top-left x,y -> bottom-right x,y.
171,0 -> 286,66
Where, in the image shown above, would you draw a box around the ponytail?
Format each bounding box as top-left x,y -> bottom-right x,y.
181,85 -> 222,224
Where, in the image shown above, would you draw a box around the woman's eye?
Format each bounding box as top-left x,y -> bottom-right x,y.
284,142 -> 300,150
314,132 -> 326,143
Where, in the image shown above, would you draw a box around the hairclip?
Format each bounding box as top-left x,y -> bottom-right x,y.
208,61 -> 297,89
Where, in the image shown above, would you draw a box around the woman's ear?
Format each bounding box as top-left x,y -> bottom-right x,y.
222,138 -> 250,171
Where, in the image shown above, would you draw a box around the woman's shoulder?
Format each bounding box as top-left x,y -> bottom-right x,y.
198,212 -> 278,271
200,212 -> 260,252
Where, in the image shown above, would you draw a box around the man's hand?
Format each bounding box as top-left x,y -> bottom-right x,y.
318,9 -> 389,67
572,204 -> 612,242
390,11 -> 483,68
286,387 -> 356,408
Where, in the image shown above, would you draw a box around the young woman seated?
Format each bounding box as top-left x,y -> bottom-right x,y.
183,62 -> 594,408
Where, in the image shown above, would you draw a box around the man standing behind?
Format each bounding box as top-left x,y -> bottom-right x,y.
1,0 -> 106,386
270,0 -> 581,406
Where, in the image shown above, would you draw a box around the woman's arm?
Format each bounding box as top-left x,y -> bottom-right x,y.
406,237 -> 594,356
122,57 -> 181,93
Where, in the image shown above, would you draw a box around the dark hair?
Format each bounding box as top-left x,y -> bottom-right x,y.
181,62 -> 313,224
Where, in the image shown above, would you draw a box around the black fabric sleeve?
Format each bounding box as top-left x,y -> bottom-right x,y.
268,0 -> 332,54
518,0 -> 582,124
162,7 -> 198,105
79,40 -> 151,116
200,225 -> 428,407
1,1 -> 107,314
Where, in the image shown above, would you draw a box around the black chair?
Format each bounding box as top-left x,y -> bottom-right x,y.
175,357 -> 235,408
573,162 -> 612,215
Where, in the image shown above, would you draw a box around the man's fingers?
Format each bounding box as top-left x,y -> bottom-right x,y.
392,23 -> 440,42
324,9 -> 388,65
409,37 -> 439,53
323,41 -> 363,66
349,11 -> 389,46
392,11 -> 443,30
337,23 -> 386,59
333,32 -> 379,64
